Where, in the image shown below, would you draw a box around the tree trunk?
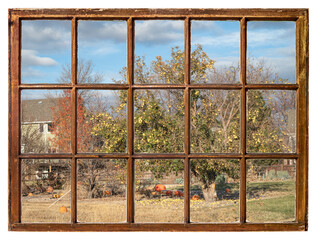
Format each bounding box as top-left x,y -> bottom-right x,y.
202,183 -> 217,202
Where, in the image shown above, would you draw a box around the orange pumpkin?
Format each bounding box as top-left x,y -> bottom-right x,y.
151,191 -> 157,196
225,188 -> 231,193
28,192 -> 33,197
174,190 -> 184,197
53,194 -> 60,198
192,195 -> 199,200
105,190 -> 112,196
59,206 -> 67,213
46,186 -> 53,193
166,190 -> 173,196
154,184 -> 166,192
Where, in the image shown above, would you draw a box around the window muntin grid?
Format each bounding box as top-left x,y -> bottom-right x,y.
8,8 -> 308,232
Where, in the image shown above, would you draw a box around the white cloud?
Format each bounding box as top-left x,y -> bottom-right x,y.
78,21 -> 127,43
22,50 -> 58,68
135,20 -> 184,45
191,21 -> 216,30
247,28 -> 295,47
21,68 -> 44,78
22,20 -> 71,52
92,45 -> 120,55
192,31 -> 240,47
261,56 -> 296,81
213,56 -> 240,68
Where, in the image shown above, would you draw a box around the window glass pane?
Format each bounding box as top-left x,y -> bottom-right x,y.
134,89 -> 184,153
21,159 -> 71,223
21,90 -> 71,153
247,21 -> 296,84
21,20 -> 71,84
135,20 -> 184,84
190,159 -> 240,223
78,21 -> 127,84
247,90 -> 296,153
246,159 -> 296,222
77,90 -> 127,153
135,159 -> 184,223
191,21 -> 240,84
191,90 -> 240,153
77,159 -> 127,223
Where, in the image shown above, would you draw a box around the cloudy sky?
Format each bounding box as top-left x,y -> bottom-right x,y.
21,19 -> 296,91
192,20 -> 240,70
247,21 -> 296,83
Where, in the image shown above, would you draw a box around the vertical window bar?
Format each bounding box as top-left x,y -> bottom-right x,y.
127,17 -> 135,223
9,14 -> 21,224
71,17 -> 78,223
240,17 -> 247,224
296,15 -> 309,226
184,17 -> 191,223
295,16 -> 300,224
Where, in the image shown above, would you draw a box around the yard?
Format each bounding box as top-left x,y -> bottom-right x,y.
21,180 -> 295,223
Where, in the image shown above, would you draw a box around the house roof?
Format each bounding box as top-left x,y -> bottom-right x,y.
21,98 -> 59,123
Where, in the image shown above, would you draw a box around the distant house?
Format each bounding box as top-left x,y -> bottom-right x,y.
21,98 -> 71,181
21,98 -> 58,153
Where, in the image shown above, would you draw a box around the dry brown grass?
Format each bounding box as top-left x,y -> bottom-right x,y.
22,180 -> 295,223
22,195 -> 294,223
21,196 -> 240,223
77,198 -> 126,223
22,197 -> 71,223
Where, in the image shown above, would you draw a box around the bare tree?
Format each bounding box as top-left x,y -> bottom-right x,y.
21,124 -> 46,153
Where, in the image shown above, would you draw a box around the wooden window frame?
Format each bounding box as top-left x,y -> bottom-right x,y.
8,8 -> 309,231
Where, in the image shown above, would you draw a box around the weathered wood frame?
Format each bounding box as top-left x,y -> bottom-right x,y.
8,8 -> 309,231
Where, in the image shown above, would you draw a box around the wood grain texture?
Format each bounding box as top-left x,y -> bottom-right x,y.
10,222 -> 306,232
184,18 -> 191,223
296,12 -> 309,230
127,18 -> 135,223
70,17 -> 78,223
9,8 -> 307,19
9,13 -> 21,226
8,8 -> 309,231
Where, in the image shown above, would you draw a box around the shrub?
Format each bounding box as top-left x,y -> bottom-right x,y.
277,170 -> 291,180
175,178 -> 184,184
267,170 -> 276,180
215,174 -> 226,184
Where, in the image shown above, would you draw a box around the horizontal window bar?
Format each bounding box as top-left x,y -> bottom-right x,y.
132,154 -> 186,159
10,222 -> 305,232
18,154 -> 72,159
19,84 -> 299,90
19,84 -> 73,89
75,153 -> 129,158
245,153 -> 299,159
10,8 -> 307,18
189,153 -> 242,158
245,84 -> 299,90
16,15 -> 299,21
18,153 -> 299,159
189,84 -> 243,89
132,84 -> 187,89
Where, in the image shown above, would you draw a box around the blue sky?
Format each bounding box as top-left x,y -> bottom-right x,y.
78,20 -> 127,83
21,19 -> 296,88
21,20 -> 71,84
135,20 -> 184,66
192,20 -> 240,69
247,21 -> 296,83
